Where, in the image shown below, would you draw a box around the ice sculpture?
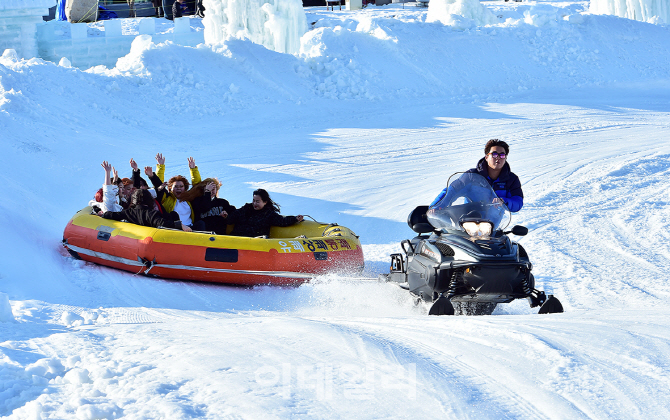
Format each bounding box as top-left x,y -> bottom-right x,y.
591,0 -> 669,24
202,0 -> 307,54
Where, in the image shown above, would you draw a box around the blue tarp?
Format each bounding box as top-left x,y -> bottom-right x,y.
98,6 -> 118,20
56,0 -> 67,21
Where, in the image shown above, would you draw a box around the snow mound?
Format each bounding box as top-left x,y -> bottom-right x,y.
87,37 -> 309,115
590,0 -> 670,24
63,367 -> 93,384
427,0 -> 498,28
25,358 -> 67,379
298,26 -> 377,99
60,311 -> 85,327
0,292 -> 15,322
59,309 -> 100,326
75,403 -> 123,420
203,0 -> 307,54
112,35 -> 156,76
1,49 -> 19,63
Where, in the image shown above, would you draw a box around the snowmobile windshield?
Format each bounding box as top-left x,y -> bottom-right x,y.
427,172 -> 510,233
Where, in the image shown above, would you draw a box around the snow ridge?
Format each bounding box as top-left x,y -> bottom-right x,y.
2,1 -> 670,418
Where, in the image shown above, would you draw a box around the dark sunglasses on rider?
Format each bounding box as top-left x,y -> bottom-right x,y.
488,152 -> 506,159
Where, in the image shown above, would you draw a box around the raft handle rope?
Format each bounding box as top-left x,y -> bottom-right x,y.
134,257 -> 155,276
303,215 -> 331,224
302,215 -> 348,237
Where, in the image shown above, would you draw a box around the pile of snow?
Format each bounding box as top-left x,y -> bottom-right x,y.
590,0 -> 670,24
0,292 -> 15,322
294,5 -> 670,101
202,0 -> 307,54
427,0 -> 497,28
3,1 -> 670,418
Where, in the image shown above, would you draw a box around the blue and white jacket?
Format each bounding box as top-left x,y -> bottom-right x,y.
430,158 -> 524,212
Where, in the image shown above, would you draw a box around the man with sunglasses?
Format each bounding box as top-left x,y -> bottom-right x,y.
430,139 -> 524,212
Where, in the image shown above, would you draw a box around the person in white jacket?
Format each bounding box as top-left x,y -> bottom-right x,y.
88,161 -> 124,213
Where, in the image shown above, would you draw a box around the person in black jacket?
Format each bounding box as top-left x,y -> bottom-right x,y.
152,0 -> 163,17
221,189 -> 303,238
171,0 -> 190,19
97,189 -> 192,232
194,0 -> 204,17
187,178 -> 236,234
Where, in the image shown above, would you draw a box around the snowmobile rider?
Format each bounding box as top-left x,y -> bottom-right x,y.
430,139 -> 524,212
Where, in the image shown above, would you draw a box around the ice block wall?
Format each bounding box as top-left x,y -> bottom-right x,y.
35,18 -> 204,69
0,0 -> 56,58
1,1 -> 205,69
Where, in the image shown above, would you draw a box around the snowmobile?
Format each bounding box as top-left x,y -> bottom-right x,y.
382,172 -> 563,316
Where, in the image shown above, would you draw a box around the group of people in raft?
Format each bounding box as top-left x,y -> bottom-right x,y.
88,139 -> 523,238
89,153 -> 303,238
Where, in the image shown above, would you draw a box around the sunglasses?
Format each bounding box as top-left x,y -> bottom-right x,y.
488,152 -> 507,159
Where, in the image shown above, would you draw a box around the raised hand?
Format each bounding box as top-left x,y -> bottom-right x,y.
155,153 -> 165,165
112,167 -> 119,184
101,161 -> 112,173
144,166 -> 154,177
188,157 -> 196,169
130,158 -> 139,171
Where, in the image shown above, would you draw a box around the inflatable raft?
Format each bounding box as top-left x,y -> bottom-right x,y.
63,207 -> 364,285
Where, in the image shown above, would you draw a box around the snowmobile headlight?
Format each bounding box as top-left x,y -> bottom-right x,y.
478,222 -> 492,236
462,222 -> 478,236
462,221 -> 493,237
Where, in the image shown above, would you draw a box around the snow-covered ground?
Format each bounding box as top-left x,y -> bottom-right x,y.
2,0 -> 670,418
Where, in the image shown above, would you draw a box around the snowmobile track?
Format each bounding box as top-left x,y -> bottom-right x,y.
314,318 -> 553,420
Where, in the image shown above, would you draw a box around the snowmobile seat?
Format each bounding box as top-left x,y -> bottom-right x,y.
407,205 -> 433,234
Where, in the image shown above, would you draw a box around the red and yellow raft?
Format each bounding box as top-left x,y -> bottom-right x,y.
63,207 -> 364,285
